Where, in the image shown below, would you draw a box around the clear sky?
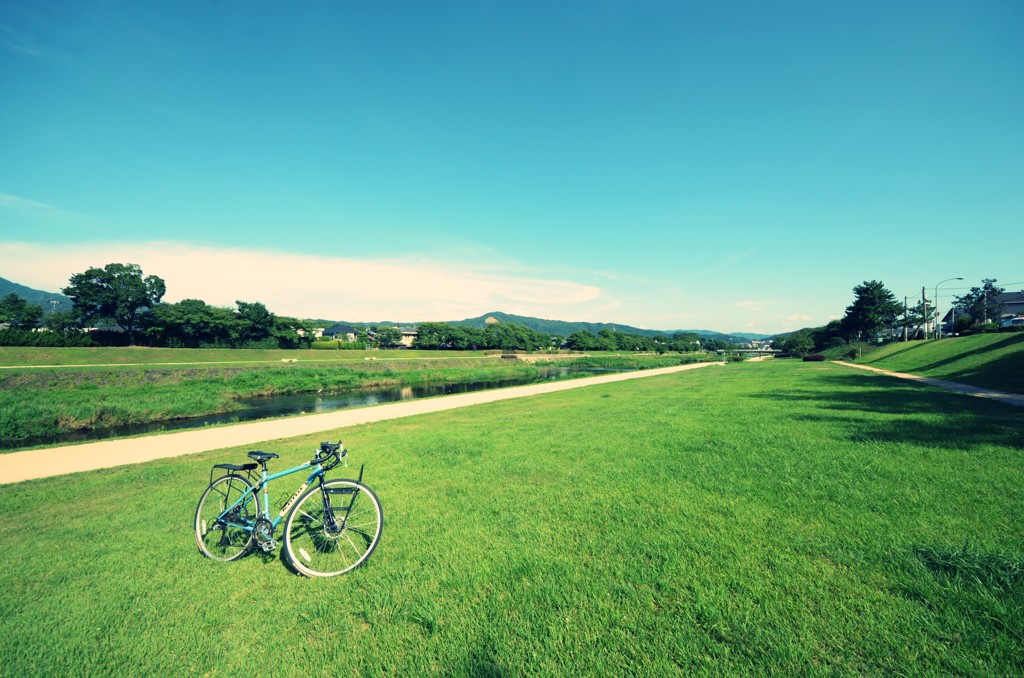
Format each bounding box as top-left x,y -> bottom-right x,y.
2,1 -> 1021,334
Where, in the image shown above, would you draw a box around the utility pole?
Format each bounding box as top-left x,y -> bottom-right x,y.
922,287 -> 929,340
903,297 -> 909,342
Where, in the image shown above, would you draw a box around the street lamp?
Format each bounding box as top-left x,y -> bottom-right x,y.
934,277 -> 964,339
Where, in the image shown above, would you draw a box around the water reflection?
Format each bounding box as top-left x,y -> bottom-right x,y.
9,366 -> 630,449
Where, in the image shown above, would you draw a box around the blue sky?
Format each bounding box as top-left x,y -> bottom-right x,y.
2,1 -> 1021,334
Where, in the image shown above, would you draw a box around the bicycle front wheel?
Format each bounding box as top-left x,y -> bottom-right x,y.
195,474 -> 260,562
284,479 -> 383,577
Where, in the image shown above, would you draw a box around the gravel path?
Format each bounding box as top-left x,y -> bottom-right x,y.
0,362 -> 724,484
832,361 -> 1024,407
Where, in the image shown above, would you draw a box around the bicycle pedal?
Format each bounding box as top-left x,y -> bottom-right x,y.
259,539 -> 278,553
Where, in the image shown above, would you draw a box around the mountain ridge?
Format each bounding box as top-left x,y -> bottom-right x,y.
0,278 -> 769,342
0,277 -> 73,315
357,311 -> 769,343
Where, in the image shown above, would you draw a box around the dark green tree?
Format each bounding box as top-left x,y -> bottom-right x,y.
235,300 -> 276,345
43,310 -> 81,336
954,279 -> 1006,329
373,326 -> 402,348
900,300 -> 931,340
271,316 -> 312,349
773,330 -> 814,356
564,330 -> 596,351
149,299 -> 237,347
412,322 -> 450,349
63,263 -> 166,345
840,280 -> 901,342
483,323 -> 549,351
0,293 -> 44,330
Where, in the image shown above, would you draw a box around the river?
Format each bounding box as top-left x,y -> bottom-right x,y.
11,366 -> 630,449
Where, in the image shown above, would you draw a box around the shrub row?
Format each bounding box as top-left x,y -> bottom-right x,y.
0,329 -> 97,347
311,340 -> 368,350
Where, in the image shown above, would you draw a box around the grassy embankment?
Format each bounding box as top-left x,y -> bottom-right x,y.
0,347 -> 699,448
853,333 -> 1024,395
0,360 -> 1020,673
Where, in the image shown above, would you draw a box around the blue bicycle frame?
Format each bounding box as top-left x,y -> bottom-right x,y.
216,460 -> 325,535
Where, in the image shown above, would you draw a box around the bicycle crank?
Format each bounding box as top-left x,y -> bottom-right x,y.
254,518 -> 277,552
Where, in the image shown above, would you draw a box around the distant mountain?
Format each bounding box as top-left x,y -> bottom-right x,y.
448,312 -> 766,344
0,277 -> 73,314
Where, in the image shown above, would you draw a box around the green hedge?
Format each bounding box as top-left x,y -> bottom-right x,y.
0,329 -> 97,347
311,340 -> 367,350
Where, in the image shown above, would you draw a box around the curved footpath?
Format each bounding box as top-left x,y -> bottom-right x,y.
833,360 -> 1024,407
0,362 -> 724,485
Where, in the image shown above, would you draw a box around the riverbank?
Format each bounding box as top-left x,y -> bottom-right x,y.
0,362 -> 724,483
0,354 -> 704,449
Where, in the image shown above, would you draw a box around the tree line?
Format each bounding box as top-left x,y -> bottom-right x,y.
773,278 -> 1013,356
0,262 -> 736,353
0,263 -> 314,349
412,321 -> 733,353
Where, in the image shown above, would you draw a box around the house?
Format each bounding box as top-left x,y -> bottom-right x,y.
399,329 -> 418,348
321,323 -> 358,343
942,290 -> 1024,329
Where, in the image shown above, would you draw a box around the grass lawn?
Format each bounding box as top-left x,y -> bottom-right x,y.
0,360 -> 1021,674
856,333 -> 1024,395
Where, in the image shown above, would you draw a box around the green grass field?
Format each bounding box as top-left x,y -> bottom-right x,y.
856,333 -> 1024,395
1,360 -> 1021,674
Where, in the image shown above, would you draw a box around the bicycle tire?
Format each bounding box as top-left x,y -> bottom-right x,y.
195,474 -> 261,562
283,479 -> 383,577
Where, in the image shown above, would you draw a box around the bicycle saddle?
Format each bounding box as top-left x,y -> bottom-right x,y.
247,450 -> 279,463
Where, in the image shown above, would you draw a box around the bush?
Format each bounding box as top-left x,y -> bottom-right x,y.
802,354 -> 827,362
0,329 -> 97,347
311,341 -> 366,350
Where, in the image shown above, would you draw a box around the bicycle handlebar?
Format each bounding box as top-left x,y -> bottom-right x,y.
310,440 -> 346,467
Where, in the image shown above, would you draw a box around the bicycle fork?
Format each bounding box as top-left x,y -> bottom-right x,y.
320,463 -> 365,533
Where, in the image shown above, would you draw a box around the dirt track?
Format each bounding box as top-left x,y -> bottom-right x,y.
832,361 -> 1024,407
0,362 -> 725,484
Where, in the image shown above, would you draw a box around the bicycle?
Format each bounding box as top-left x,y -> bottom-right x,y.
194,441 -> 383,577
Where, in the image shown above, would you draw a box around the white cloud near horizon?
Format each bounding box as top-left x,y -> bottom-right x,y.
0,241 -> 607,323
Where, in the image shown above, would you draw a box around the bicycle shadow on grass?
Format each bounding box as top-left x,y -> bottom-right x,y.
748,372 -> 1024,452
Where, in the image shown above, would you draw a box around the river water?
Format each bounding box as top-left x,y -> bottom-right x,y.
13,366 -> 628,449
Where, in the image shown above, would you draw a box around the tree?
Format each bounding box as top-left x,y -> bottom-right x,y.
412,322 -> 452,350
272,316 -> 312,349
954,279 -> 1005,329
373,326 -> 402,349
840,280 -> 901,342
149,299 -> 237,347
235,301 -> 275,345
773,330 -> 814,356
63,263 -> 165,345
43,310 -> 81,336
564,330 -> 596,351
900,300 -> 931,340
0,293 -> 44,330
483,323 -> 549,351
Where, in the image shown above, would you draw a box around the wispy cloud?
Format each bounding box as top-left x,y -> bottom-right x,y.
0,193 -> 99,227
699,248 -> 759,275
0,22 -> 66,60
736,299 -> 774,312
0,241 -> 605,322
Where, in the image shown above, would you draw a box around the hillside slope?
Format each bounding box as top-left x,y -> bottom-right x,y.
857,333 -> 1024,394
0,277 -> 73,314
449,311 -> 762,343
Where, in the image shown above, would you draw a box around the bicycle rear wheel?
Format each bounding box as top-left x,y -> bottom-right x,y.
195,474 -> 260,562
284,479 -> 383,577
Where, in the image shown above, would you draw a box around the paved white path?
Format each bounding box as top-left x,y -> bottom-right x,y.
0,362 -> 724,484
832,361 -> 1024,407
